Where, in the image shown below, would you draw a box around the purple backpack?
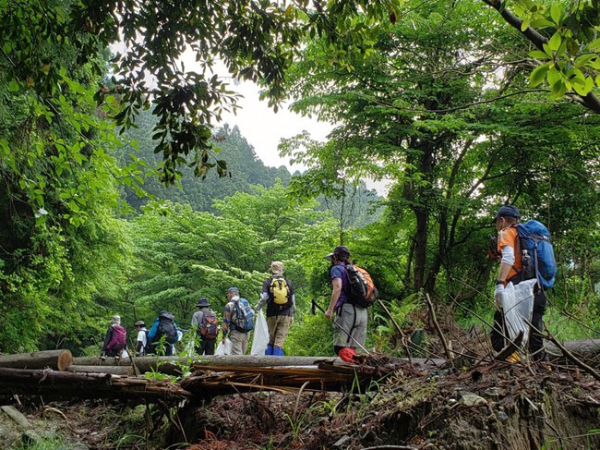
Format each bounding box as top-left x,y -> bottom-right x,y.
106,325 -> 127,352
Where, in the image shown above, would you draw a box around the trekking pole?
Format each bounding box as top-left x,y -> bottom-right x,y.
311,299 -> 371,355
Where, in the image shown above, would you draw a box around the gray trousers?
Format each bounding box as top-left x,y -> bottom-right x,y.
334,303 -> 367,349
229,330 -> 250,355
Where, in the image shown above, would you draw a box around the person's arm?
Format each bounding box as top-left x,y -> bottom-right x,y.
325,278 -> 342,320
255,292 -> 269,312
497,230 -> 516,284
222,304 -> 231,339
147,320 -> 158,341
255,279 -> 271,311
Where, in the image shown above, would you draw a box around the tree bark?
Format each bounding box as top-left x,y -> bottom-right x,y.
0,350 -> 73,371
72,355 -> 341,374
546,339 -> 600,359
68,365 -> 134,376
0,367 -> 190,401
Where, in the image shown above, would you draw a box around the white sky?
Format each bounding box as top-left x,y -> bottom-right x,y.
217,77 -> 332,171
213,76 -> 390,195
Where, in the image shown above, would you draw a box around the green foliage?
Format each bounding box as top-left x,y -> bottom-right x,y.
286,314 -> 335,356
127,183 -> 339,327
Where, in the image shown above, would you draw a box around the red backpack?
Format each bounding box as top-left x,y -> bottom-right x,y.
199,311 -> 218,340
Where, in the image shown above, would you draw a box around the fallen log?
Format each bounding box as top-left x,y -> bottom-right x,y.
0,367 -> 190,401
72,355 -> 444,375
546,339 -> 600,358
68,365 -> 134,376
72,355 -> 342,374
0,350 -> 72,371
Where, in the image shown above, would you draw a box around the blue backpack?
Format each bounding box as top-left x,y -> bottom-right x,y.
517,220 -> 557,289
233,298 -> 254,332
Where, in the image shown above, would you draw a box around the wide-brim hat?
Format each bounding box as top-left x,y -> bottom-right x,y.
196,298 -> 211,308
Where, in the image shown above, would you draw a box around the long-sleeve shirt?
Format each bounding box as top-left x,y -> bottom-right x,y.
148,318 -> 179,343
222,300 -> 236,338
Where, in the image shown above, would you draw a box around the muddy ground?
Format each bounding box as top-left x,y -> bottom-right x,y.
2,361 -> 599,450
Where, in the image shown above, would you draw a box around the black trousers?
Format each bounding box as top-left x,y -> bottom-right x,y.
491,288 -> 547,361
197,338 -> 216,356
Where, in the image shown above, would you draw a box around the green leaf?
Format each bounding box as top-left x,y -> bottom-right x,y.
596,75 -> 600,87
520,19 -> 530,32
550,3 -> 561,24
588,38 -> 600,51
530,63 -> 550,87
551,80 -> 566,98
529,50 -> 551,60
548,32 -> 561,52
547,67 -> 561,86
530,18 -> 555,29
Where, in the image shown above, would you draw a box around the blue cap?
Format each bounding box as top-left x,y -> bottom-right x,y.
227,287 -> 239,294
494,205 -> 520,220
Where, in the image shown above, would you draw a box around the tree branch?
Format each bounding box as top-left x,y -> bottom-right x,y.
481,0 -> 600,114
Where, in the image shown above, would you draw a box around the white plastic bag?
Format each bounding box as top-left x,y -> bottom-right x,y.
216,338 -> 232,356
502,279 -> 537,345
251,310 -> 269,356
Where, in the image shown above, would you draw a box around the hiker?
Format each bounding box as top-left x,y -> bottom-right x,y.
100,315 -> 127,358
147,310 -> 179,356
324,246 -> 368,364
191,298 -> 218,355
134,320 -> 148,356
222,287 -> 254,355
254,261 -> 295,356
490,205 -> 549,362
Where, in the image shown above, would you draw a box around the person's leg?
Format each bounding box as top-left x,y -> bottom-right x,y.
490,309 -> 506,352
204,338 -> 216,356
164,345 -> 173,356
333,304 -> 354,349
273,316 -> 293,354
229,331 -> 243,355
529,290 -> 548,361
351,306 -> 368,352
197,338 -> 206,356
240,332 -> 250,355
266,316 -> 276,355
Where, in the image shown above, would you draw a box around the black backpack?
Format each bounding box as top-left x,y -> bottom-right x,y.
155,316 -> 177,344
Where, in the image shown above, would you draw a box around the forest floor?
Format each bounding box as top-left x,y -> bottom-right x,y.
2,359 -> 600,450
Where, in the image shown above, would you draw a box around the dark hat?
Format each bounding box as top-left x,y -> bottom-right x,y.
494,205 -> 521,221
227,287 -> 239,295
134,320 -> 145,327
325,245 -> 351,260
196,298 -> 211,308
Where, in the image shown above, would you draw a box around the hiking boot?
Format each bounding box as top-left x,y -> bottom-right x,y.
265,344 -> 274,356
506,352 -> 519,363
273,346 -> 284,356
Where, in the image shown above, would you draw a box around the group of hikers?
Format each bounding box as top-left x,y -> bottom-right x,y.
101,205 -> 556,364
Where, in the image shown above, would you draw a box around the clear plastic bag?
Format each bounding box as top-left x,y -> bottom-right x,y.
216,338 -> 232,356
502,279 -> 537,345
251,310 -> 269,356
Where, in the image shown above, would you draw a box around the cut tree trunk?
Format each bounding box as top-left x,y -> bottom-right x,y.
546,339 -> 600,356
0,350 -> 73,371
